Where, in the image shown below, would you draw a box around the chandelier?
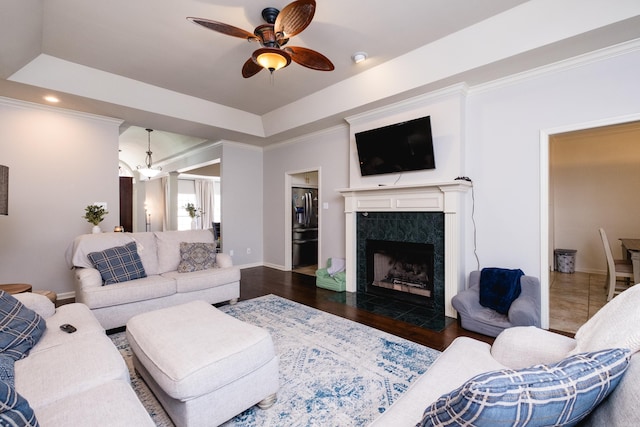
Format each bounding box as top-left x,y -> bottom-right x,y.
137,128 -> 162,179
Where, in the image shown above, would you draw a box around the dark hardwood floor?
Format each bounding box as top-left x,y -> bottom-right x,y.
240,266 -> 493,351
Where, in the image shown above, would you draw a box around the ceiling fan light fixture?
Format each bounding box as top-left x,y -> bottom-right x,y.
190,0 -> 331,78
253,48 -> 291,72
137,128 -> 162,179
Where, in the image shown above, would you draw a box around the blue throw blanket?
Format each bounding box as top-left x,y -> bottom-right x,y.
479,268 -> 524,315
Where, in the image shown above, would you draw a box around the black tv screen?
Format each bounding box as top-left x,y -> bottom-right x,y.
355,116 -> 435,176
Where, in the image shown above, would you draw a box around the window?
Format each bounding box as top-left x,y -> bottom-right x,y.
176,177 -> 219,230
178,180 -> 197,231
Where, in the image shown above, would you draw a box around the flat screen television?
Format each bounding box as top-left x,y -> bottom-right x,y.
355,116 -> 435,176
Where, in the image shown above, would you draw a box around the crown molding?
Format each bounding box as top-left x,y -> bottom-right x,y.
469,38 -> 640,95
344,83 -> 469,127
0,96 -> 123,126
264,123 -> 349,152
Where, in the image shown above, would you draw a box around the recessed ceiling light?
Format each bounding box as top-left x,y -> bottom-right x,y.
352,52 -> 368,64
44,95 -> 60,103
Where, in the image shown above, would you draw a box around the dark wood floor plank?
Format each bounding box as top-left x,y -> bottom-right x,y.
240,266 -> 494,351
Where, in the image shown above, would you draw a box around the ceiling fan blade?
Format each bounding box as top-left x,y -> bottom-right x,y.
242,58 -> 264,78
285,46 -> 334,71
274,0 -> 316,39
187,17 -> 258,41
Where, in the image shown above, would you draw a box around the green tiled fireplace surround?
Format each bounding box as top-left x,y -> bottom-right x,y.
356,211 -> 445,314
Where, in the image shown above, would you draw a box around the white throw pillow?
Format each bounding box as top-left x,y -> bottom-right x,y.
570,284 -> 640,355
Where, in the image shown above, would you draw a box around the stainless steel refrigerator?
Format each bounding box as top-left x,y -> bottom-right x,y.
292,187 -> 318,268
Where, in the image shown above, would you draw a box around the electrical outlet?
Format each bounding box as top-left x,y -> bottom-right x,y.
229,249 -> 234,256
247,248 -> 251,254
94,202 -> 107,210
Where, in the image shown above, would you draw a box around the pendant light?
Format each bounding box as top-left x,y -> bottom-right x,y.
137,128 -> 162,179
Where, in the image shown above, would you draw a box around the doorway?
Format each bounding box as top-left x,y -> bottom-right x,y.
287,170 -> 320,276
541,115 -> 640,332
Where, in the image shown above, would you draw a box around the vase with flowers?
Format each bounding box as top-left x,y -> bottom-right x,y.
185,203 -> 202,229
83,204 -> 108,234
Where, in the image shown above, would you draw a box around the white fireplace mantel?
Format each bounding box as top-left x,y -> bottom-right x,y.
338,181 -> 471,318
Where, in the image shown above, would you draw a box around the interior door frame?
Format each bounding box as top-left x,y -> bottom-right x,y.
285,168 -> 321,271
539,112 -> 640,329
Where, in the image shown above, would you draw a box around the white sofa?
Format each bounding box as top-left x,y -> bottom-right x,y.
67,229 -> 240,330
371,284 -> 640,426
13,292 -> 154,426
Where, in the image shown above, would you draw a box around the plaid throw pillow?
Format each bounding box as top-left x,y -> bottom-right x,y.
0,291 -> 46,361
88,241 -> 147,285
0,379 -> 39,427
0,356 -> 14,388
418,348 -> 631,427
177,242 -> 217,273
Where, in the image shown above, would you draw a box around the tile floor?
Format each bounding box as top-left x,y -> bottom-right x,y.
549,271 -> 608,334
325,291 -> 453,332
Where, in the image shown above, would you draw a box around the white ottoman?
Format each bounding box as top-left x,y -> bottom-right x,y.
126,300 -> 279,427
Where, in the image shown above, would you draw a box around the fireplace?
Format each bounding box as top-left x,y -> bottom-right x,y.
339,182 -> 471,317
366,239 -> 434,306
356,211 -> 444,311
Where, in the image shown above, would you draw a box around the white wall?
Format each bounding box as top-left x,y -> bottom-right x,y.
0,98 -> 121,297
263,126 -> 350,268
220,142 -> 263,267
465,46 -> 640,281
346,86 -> 466,188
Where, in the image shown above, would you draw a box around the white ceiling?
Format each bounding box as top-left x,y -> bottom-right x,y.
2,0 -> 640,166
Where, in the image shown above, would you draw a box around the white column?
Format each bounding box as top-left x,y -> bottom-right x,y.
441,184 -> 467,318
344,211 -> 357,292
443,212 -> 459,317
167,172 -> 179,231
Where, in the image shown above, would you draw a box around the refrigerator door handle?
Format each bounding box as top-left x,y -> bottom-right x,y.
304,193 -> 311,227
302,193 -> 306,226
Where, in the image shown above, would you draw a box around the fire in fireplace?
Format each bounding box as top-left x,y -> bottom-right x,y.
365,239 -> 434,305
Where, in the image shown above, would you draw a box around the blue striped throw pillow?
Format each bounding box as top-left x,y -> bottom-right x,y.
418,348 -> 631,427
88,241 -> 147,285
0,356 -> 14,388
0,379 -> 39,427
0,291 -> 46,361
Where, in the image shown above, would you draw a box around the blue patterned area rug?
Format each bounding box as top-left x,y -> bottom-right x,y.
110,294 -> 441,426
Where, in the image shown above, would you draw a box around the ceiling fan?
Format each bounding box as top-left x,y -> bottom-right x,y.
187,0 -> 334,78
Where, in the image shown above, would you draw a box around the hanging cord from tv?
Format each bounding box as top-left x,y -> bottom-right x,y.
393,173 -> 403,185
471,184 -> 480,270
457,176 -> 480,270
